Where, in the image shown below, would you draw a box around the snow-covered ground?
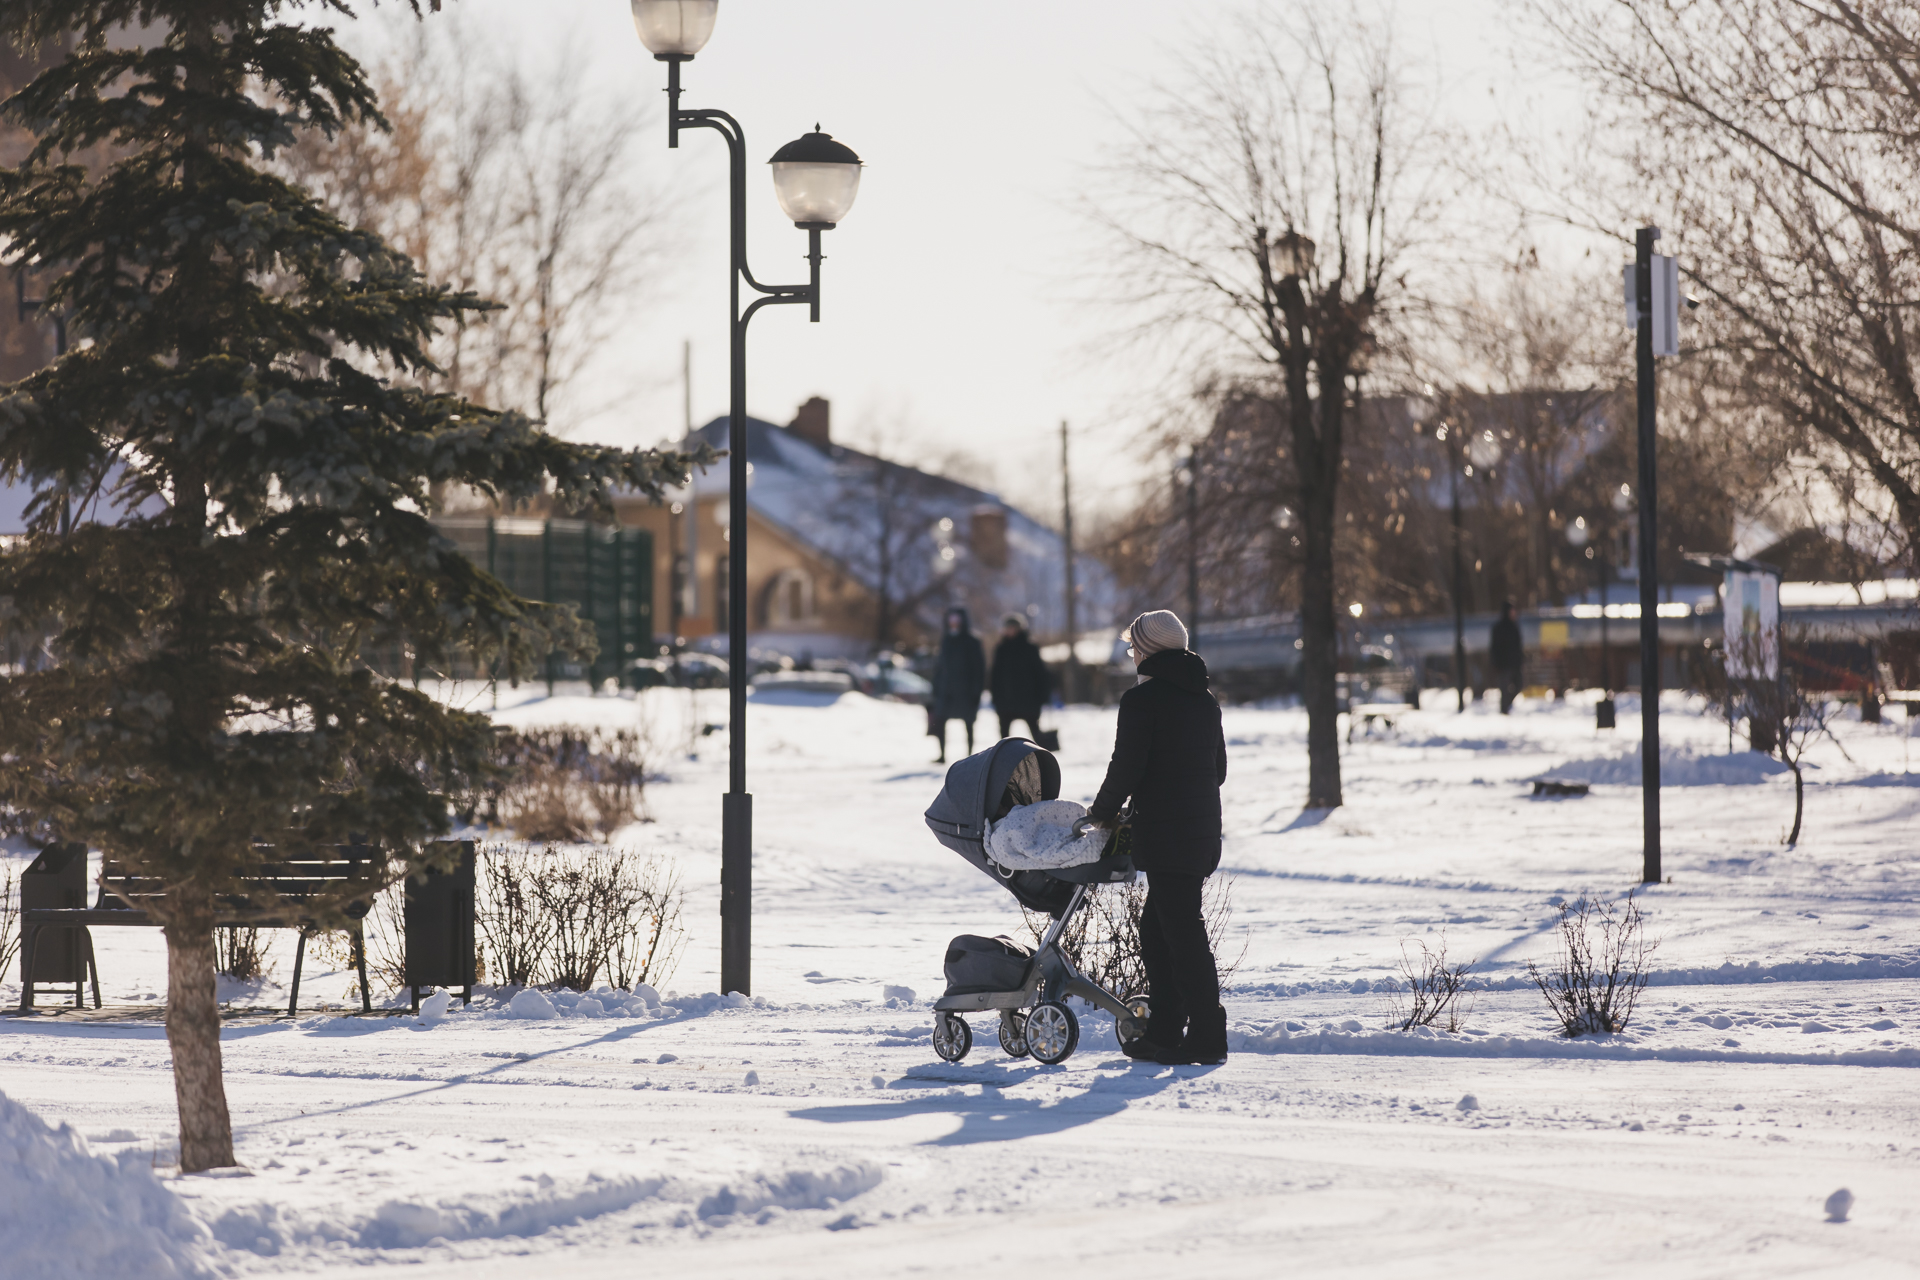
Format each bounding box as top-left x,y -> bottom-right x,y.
6,685 -> 1920,1277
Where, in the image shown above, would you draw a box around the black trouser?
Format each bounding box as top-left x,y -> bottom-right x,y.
1497,671 -> 1521,714
1139,870 -> 1219,1042
936,716 -> 975,759
996,709 -> 1040,740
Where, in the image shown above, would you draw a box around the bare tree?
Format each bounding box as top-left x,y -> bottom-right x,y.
283,23 -> 672,434
827,449 -> 952,650
1529,0 -> 1920,573
1093,2 -> 1442,808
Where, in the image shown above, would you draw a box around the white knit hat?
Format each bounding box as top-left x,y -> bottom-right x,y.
1128,610 -> 1189,661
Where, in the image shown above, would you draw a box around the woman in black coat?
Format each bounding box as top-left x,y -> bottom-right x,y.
989,613 -> 1051,740
929,607 -> 985,764
1075,608 -> 1229,1065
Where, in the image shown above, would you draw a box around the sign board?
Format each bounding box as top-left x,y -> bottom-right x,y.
1538,620 -> 1569,655
1621,255 -> 1681,357
1723,568 -> 1779,679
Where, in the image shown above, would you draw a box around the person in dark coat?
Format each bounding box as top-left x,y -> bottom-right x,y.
929,607 -> 985,764
1490,601 -> 1524,714
1074,609 -> 1229,1065
989,614 -> 1051,741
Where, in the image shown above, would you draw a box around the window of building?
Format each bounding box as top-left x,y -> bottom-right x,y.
765,567 -> 816,627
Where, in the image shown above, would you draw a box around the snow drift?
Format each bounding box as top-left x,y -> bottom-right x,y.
1539,745 -> 1791,787
0,1091 -> 215,1280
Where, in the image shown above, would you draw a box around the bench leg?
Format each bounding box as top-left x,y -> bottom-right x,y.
353,924 -> 372,1015
410,984 -> 421,1016
89,949 -> 101,1011
288,929 -> 307,1018
460,985 -> 472,1007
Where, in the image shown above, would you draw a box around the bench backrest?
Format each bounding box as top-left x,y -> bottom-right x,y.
96,844 -> 385,913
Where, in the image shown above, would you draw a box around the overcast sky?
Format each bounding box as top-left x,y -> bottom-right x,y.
344,0 -> 1594,524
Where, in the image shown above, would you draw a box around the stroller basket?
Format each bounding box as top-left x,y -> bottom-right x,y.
921,738 -> 1143,1065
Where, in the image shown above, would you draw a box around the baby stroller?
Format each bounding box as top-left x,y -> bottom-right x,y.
922,738 -> 1149,1064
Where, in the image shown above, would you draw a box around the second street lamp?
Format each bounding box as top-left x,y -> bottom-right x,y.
633,0 -> 863,996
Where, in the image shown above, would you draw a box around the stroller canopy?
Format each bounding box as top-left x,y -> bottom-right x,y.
925,739 -> 1072,916
925,738 -> 1060,841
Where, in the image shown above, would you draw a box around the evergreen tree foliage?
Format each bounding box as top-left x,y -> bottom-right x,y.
0,1 -> 706,1170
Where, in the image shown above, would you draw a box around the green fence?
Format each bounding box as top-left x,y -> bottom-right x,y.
434,517 -> 654,688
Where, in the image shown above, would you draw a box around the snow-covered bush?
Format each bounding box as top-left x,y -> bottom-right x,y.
1527,893 -> 1656,1037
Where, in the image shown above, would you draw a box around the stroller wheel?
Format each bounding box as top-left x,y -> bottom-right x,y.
1117,993 -> 1151,1049
1025,1001 -> 1079,1064
998,1010 -> 1030,1058
932,1012 -> 972,1062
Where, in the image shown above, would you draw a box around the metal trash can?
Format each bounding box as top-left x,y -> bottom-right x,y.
20,842 -> 99,1009
404,840 -> 476,1013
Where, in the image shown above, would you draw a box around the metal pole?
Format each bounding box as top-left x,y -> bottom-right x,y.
1060,420 -> 1079,704
1450,448 -> 1466,713
1186,452 -> 1201,649
1634,225 -> 1663,885
721,123 -> 752,997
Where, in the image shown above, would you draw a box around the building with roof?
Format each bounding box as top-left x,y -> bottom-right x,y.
613,397 -> 1108,661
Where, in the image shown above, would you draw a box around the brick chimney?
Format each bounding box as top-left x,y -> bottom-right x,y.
969,504 -> 1009,570
789,396 -> 830,449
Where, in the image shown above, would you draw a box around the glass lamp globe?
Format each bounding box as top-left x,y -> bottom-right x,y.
632,0 -> 718,58
1468,429 -> 1503,470
1567,516 -> 1590,548
769,129 -> 863,228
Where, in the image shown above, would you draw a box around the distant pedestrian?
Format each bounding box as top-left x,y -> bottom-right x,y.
1491,601 -> 1524,714
1074,609 -> 1229,1066
989,614 -> 1051,741
930,607 -> 985,764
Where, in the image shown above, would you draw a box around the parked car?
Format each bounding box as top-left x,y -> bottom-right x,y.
749,669 -> 856,695
623,657 -> 675,690
673,653 -> 730,688
865,656 -> 933,705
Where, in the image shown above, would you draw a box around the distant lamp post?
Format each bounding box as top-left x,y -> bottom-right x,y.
1273,230 -> 1317,280
633,0 -> 863,997
1567,515 -> 1616,729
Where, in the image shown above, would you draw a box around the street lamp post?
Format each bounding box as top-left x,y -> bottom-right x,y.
633,0 -> 863,996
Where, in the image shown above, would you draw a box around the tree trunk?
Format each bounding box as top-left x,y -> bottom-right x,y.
163,884 -> 235,1172
1298,478 -> 1343,810
1786,760 -> 1804,848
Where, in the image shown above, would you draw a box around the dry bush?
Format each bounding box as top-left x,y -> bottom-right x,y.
1528,893 -> 1657,1037
0,862 -> 18,976
1383,934 -> 1475,1031
214,927 -> 273,982
479,842 -> 683,991
1024,874 -> 1243,997
360,890 -> 408,997
484,726 -> 652,843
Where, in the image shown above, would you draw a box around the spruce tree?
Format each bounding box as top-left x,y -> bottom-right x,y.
0,2 -> 701,1170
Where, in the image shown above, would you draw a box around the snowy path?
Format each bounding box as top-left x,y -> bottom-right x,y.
6,688 -> 1920,1276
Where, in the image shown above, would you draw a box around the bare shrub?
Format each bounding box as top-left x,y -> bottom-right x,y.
214,927 -> 273,982
0,862 -> 18,976
1024,874 -> 1244,997
486,726 -> 652,843
359,890 -> 408,997
1383,934 -> 1475,1031
478,844 -> 552,988
477,842 -> 683,992
1528,893 -> 1657,1037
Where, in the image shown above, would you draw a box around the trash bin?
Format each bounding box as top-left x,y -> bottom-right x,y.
20,842 -> 99,1009
404,840 -> 476,1013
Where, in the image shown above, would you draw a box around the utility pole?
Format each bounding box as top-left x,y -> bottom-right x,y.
1633,226 -> 1664,885
1448,435 -> 1467,713
1059,420 -> 1080,704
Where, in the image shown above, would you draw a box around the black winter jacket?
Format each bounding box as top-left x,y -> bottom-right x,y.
1088,648 -> 1228,875
989,631 -> 1051,714
1490,616 -> 1524,675
931,612 -> 986,720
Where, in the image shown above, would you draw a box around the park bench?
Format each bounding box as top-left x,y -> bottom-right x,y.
17,840 -> 384,1016
1345,702 -> 1407,742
